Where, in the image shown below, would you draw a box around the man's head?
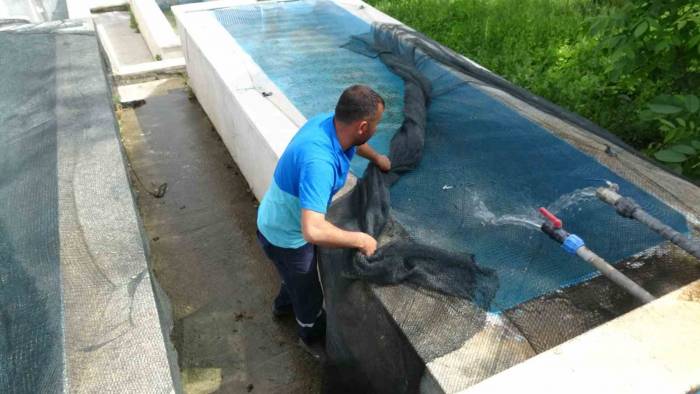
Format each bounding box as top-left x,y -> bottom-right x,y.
334,85 -> 385,146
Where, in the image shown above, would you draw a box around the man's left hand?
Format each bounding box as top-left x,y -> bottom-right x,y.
374,154 -> 391,172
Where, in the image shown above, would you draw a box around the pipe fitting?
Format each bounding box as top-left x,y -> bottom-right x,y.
562,234 -> 585,254
595,186 -> 621,206
614,197 -> 640,219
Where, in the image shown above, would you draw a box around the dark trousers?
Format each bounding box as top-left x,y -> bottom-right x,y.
256,230 -> 325,342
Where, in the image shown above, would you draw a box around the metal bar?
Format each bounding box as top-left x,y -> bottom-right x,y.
576,246 -> 656,303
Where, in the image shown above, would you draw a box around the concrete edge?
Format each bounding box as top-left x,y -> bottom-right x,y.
130,0 -> 181,60
173,2 -> 306,128
91,2 -> 185,79
117,57 -> 186,77
66,0 -> 130,19
175,5 -> 303,200
95,22 -> 122,74
94,19 -> 185,79
460,279 -> 700,394
117,78 -> 186,102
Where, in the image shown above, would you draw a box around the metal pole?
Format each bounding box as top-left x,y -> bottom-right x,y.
539,207 -> 656,304
576,246 -> 656,303
597,187 -> 700,260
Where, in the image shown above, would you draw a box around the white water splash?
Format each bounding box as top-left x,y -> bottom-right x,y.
473,196 -> 541,229
473,187 -> 599,231
546,186 -> 598,214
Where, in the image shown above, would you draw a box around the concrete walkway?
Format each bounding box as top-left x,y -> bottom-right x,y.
119,88 -> 320,393
93,11 -> 153,65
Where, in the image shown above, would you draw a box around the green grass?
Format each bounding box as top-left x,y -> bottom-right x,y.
365,0 -> 651,147
368,0 -> 601,84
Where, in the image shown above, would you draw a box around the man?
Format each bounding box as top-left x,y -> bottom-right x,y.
256,85 -> 391,358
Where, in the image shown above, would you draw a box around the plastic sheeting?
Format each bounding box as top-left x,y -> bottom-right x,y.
0,21 -> 178,393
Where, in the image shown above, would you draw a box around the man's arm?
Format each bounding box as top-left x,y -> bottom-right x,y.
357,143 -> 391,172
301,209 -> 377,256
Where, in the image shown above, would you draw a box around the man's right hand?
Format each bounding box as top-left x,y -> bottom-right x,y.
357,232 -> 378,256
301,209 -> 378,256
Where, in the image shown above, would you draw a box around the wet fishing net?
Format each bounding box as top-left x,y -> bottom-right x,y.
211,1 -> 700,392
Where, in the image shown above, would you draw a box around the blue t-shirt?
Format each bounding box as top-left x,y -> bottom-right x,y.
257,112 -> 356,248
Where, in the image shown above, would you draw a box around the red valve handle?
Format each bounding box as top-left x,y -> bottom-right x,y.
539,207 -> 562,229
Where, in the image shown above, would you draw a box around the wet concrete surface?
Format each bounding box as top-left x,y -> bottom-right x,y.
119,88 -> 321,393
504,242 -> 700,353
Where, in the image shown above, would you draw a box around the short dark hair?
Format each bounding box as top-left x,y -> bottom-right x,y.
334,85 -> 385,123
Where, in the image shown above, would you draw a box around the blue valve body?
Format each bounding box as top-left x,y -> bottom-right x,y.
562,234 -> 585,254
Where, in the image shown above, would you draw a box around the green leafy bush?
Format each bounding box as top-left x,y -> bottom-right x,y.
641,94 -> 700,176
588,1 -> 700,176
367,0 -> 700,179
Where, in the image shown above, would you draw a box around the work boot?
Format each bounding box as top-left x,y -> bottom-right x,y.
298,337 -> 326,362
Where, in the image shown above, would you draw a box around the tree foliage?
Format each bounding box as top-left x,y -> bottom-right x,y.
590,1 -> 700,176
368,0 -> 700,178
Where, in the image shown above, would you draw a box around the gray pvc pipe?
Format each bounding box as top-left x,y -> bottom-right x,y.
632,208 -> 700,259
597,187 -> 700,260
576,246 -> 656,303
